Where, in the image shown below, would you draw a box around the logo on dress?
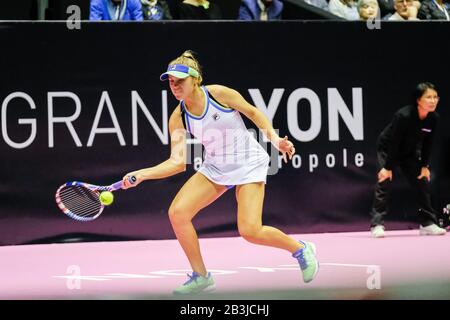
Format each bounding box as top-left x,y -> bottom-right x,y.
212,113 -> 220,121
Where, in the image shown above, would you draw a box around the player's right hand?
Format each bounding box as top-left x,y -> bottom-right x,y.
122,172 -> 142,189
378,168 -> 393,183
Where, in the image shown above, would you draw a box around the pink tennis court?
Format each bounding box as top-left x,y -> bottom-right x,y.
1,229 -> 449,300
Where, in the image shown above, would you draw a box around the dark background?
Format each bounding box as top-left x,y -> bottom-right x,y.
0,21 -> 449,246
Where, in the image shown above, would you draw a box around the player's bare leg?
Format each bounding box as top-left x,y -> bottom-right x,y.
236,182 -> 302,252
236,182 -> 319,283
168,172 -> 227,277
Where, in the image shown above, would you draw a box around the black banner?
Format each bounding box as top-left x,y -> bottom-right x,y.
1,21 -> 449,245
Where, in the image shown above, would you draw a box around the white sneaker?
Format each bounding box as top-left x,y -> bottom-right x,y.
419,224 -> 447,236
292,241 -> 319,283
173,272 -> 215,295
371,225 -> 385,238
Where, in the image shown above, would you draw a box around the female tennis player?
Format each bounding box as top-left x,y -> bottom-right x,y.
122,50 -> 319,294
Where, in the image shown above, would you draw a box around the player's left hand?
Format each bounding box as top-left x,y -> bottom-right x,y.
417,167 -> 431,181
276,136 -> 296,163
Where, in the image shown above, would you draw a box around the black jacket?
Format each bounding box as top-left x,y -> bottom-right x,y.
377,105 -> 439,170
418,0 -> 450,20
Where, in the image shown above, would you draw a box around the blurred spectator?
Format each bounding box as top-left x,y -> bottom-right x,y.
329,0 -> 360,19
303,0 -> 330,11
378,0 -> 395,18
238,0 -> 283,20
141,0 -> 172,19
418,0 -> 450,20
357,0 -> 379,20
388,0 -> 419,20
177,0 -> 222,19
90,0 -> 144,20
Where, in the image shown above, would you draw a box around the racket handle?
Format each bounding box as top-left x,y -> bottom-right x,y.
111,176 -> 136,191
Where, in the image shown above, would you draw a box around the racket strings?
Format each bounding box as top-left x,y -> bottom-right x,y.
59,186 -> 102,218
60,195 -> 100,217
60,194 -> 100,218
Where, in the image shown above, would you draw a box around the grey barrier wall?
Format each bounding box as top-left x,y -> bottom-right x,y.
0,21 -> 449,245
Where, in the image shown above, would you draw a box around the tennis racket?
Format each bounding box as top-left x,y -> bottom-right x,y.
55,176 -> 136,222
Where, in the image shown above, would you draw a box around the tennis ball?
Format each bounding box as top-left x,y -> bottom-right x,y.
99,191 -> 114,206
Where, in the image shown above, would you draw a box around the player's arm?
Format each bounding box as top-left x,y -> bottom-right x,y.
207,84 -> 295,162
122,106 -> 187,188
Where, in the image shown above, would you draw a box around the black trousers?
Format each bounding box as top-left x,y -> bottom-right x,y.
370,150 -> 438,227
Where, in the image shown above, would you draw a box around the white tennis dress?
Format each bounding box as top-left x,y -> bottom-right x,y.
181,86 -> 270,187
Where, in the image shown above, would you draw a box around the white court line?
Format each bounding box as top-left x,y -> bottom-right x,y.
280,263 -> 380,268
